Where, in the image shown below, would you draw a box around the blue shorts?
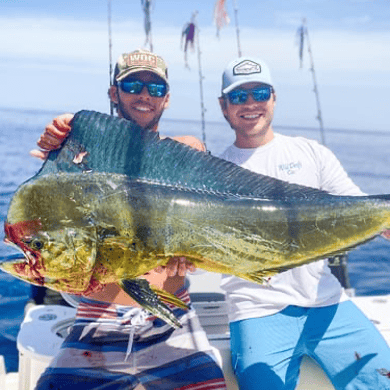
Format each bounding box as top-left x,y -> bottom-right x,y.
230,301 -> 390,390
36,288 -> 227,390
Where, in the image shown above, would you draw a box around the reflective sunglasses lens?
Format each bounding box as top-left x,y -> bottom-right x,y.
147,83 -> 167,97
252,87 -> 272,102
120,81 -> 143,94
228,90 -> 248,104
228,87 -> 272,104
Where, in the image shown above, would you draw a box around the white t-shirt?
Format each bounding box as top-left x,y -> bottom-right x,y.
219,133 -> 364,322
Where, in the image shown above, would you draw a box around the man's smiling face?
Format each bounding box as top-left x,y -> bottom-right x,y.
112,71 -> 170,131
220,82 -> 276,148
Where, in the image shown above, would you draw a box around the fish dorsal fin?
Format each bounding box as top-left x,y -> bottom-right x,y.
37,110 -> 330,201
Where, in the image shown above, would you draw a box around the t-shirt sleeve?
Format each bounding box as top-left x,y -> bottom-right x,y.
315,143 -> 364,196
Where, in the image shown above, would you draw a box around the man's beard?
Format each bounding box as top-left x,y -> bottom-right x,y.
117,96 -> 163,131
227,114 -> 273,136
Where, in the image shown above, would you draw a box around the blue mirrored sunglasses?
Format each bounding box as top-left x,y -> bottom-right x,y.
119,80 -> 168,97
227,86 -> 273,104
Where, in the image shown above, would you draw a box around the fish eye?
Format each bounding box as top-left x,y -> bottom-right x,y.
30,239 -> 44,251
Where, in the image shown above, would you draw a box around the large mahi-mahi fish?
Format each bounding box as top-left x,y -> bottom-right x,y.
3,110 -> 390,327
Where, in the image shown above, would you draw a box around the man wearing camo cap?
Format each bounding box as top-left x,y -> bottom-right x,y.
33,49 -> 227,390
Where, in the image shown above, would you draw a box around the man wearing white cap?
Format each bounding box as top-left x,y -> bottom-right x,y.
218,57 -> 390,389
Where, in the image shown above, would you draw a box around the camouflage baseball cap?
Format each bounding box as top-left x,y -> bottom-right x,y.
115,49 -> 168,84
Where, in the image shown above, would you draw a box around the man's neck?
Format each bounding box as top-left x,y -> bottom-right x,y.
117,111 -> 159,132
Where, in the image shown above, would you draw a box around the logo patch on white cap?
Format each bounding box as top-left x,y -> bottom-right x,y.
233,60 -> 261,75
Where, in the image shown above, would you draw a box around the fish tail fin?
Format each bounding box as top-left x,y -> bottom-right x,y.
119,279 -> 185,329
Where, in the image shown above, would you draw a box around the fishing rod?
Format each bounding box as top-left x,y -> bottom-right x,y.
232,0 -> 242,56
193,11 -> 207,147
300,18 -> 326,145
182,12 -> 207,146
142,0 -> 153,52
108,0 -> 114,115
107,1 -> 154,115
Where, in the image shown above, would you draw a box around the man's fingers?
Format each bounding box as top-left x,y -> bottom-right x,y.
166,258 -> 178,277
37,125 -> 69,150
44,123 -> 70,141
177,258 -> 188,277
29,149 -> 49,160
37,114 -> 74,152
53,113 -> 73,130
37,137 -> 62,150
166,257 -> 195,277
154,266 -> 165,273
186,263 -> 196,273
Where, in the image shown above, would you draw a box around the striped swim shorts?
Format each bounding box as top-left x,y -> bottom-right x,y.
36,287 -> 227,390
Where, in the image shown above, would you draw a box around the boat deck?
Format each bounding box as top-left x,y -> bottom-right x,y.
3,272 -> 390,390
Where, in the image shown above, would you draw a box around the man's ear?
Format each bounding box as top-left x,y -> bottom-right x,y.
163,92 -> 170,110
218,96 -> 231,123
109,85 -> 119,104
218,96 -> 227,114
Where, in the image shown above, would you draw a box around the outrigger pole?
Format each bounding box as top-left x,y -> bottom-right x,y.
193,11 -> 207,146
181,12 -> 207,146
299,18 -> 326,145
196,13 -> 207,146
141,0 -> 153,52
298,20 -> 353,292
232,0 -> 242,57
107,0 -> 114,115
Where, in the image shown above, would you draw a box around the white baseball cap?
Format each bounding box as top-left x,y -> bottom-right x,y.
221,57 -> 273,94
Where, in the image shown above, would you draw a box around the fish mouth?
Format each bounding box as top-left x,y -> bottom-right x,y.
3,223 -> 45,281
3,237 -> 27,258
0,250 -> 45,286
0,252 -> 27,265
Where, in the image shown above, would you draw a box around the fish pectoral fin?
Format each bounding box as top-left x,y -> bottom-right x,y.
119,279 -> 184,329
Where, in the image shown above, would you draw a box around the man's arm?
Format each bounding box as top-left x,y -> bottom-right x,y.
171,135 -> 206,152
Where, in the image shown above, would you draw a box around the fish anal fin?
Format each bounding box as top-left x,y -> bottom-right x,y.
150,285 -> 189,310
119,278 -> 183,329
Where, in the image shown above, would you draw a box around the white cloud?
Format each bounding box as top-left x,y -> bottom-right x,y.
2,18 -> 105,61
1,15 -> 390,130
2,16 -> 390,76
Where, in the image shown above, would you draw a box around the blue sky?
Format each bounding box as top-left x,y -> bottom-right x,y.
2,0 -> 390,131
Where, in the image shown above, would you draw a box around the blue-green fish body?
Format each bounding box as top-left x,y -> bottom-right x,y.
3,111 -> 390,327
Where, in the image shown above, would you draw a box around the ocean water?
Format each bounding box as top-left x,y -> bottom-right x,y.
1,107 -> 390,373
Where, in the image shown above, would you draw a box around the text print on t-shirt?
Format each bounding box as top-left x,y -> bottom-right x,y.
278,161 -> 302,175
